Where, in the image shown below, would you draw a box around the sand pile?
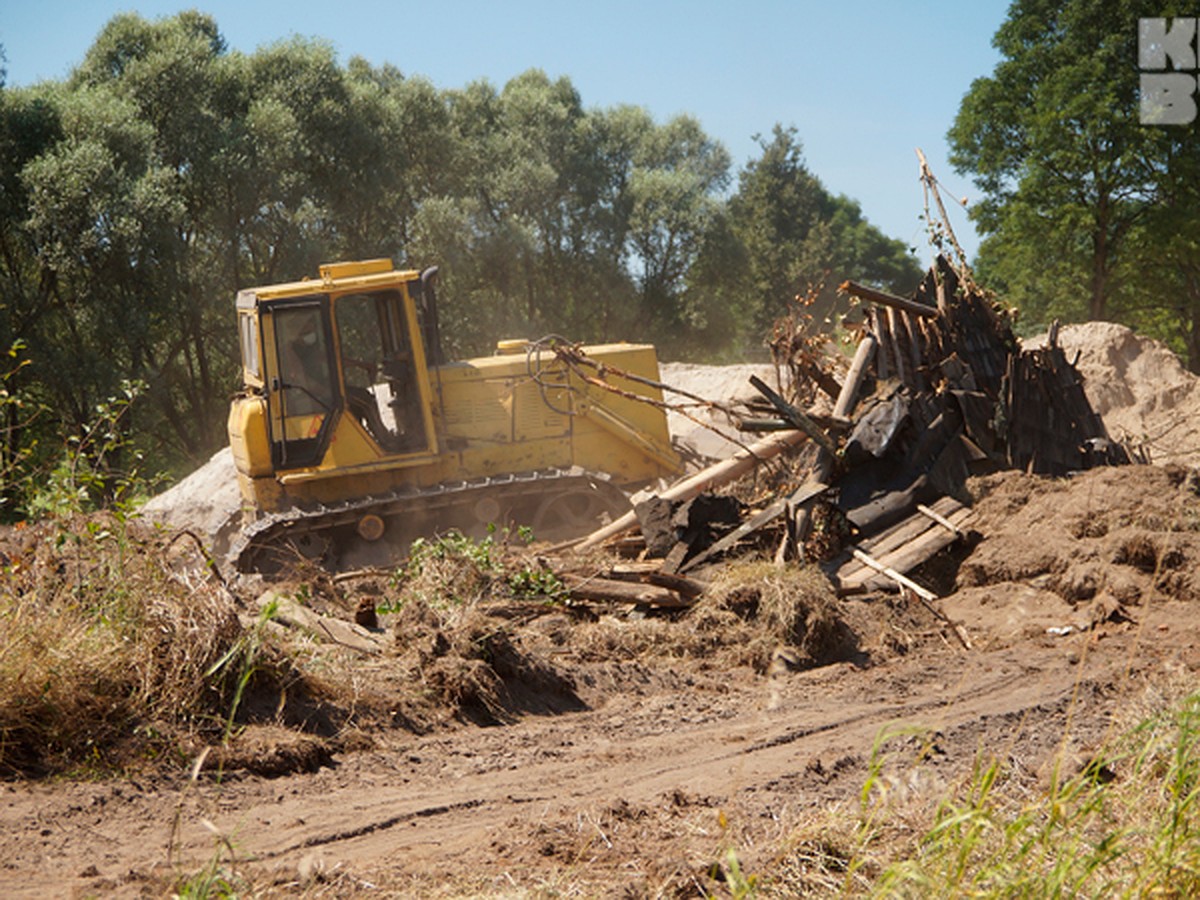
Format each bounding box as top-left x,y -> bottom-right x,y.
658,361 -> 777,464
140,446 -> 241,543
1026,322 -> 1200,465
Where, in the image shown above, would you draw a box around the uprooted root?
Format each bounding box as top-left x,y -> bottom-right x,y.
392,600 -> 585,726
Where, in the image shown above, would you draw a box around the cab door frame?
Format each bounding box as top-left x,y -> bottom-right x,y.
262,295 -> 341,470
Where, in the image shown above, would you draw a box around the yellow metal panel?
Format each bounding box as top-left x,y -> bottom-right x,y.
227,395 -> 272,477
319,411 -> 384,468
320,259 -> 393,280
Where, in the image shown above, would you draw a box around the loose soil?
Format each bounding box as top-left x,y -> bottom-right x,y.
4,333 -> 1200,897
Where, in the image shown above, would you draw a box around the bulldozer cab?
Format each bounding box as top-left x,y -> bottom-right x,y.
331,288 -> 430,453
242,263 -> 438,472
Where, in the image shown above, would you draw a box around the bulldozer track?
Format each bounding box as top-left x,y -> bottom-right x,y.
229,467 -> 629,573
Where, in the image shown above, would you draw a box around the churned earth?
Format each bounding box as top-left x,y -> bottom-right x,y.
3,327 -> 1200,898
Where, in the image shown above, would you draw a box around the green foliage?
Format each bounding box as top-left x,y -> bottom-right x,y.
386,528 -> 566,610
0,340 -> 43,518
505,562 -> 568,603
728,126 -> 921,341
951,0 -> 1200,369
205,598 -> 279,744
26,380 -> 153,520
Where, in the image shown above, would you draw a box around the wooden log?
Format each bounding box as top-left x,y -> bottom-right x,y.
840,280 -> 939,319
604,567 -> 707,600
564,575 -> 693,608
836,334 -> 877,420
572,429 -> 808,551
872,308 -> 891,380
749,376 -> 837,455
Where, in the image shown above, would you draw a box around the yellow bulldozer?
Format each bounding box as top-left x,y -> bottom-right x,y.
226,258 -> 681,571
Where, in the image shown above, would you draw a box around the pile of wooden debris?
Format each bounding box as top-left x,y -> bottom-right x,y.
567,256 -> 1132,625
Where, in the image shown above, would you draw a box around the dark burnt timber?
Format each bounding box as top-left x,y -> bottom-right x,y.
815,255 -> 1129,595
1006,325 -> 1131,475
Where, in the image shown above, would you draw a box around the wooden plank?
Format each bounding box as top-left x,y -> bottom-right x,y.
902,311 -> 925,391
860,499 -> 964,557
850,547 -> 937,601
749,375 -> 837,455
917,502 -> 963,537
841,280 -> 939,319
886,307 -> 908,387
832,498 -> 970,586
786,333 -> 877,562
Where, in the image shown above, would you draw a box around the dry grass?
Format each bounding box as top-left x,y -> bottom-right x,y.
695,560 -> 849,672
0,512 -> 865,786
0,515 -> 303,776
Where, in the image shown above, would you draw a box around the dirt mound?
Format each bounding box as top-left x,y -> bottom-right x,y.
140,446 -> 241,546
658,360 -> 777,464
940,464 -> 1200,648
1027,322 -> 1200,465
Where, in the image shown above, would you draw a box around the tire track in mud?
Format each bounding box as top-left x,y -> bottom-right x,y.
254,798 -> 486,860
219,645 -> 1089,868
0,638 -> 1120,891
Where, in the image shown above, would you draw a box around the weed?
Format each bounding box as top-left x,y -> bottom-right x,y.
781,686 -> 1200,897
506,562 -> 567,602
383,528 -> 567,612
205,598 -> 281,744
173,817 -> 251,899
27,379 -> 156,522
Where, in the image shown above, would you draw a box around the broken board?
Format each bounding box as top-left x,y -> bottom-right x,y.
827,495 -> 973,593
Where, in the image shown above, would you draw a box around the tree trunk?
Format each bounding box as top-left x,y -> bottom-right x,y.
1187,269 -> 1200,376
1090,216 -> 1109,321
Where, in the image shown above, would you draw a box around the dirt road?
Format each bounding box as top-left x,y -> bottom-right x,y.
3,566 -> 1189,896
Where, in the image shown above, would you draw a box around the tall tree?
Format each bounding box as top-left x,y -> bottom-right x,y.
728,125 -> 919,334
949,0 -> 1173,324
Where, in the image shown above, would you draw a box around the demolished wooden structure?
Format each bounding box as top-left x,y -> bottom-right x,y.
572,255 -> 1131,619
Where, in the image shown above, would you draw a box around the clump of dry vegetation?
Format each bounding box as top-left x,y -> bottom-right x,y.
0,508 -> 865,780
0,515 -> 310,777
697,560 -> 848,671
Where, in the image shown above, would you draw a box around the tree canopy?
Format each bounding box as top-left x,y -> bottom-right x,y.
950,0 -> 1200,369
0,12 -> 918,512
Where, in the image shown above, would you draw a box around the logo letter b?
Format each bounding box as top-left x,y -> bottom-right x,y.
1140,73 -> 1198,124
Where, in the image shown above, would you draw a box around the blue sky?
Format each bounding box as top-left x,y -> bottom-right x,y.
1,1 -> 1011,262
